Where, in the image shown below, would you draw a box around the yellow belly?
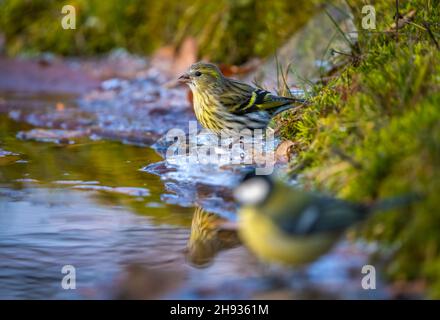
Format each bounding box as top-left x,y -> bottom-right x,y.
238,208 -> 341,266
193,93 -> 222,133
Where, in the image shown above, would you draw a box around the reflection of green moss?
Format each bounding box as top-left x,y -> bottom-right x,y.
280,1 -> 440,297
0,0 -> 316,63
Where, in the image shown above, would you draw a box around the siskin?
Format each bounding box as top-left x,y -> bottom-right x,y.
178,62 -> 306,135
233,173 -> 419,266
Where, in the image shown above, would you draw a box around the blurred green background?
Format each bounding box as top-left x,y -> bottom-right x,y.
0,0 -> 317,64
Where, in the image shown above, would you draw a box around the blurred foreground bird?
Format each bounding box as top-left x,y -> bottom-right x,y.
178,62 -> 306,134
233,173 -> 419,266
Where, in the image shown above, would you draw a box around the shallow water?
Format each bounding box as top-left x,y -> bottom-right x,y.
1,114 -> 182,298
0,100 -> 273,299
0,98 -> 388,299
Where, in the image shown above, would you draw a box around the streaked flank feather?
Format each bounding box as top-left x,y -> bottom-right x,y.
178,62 -> 306,134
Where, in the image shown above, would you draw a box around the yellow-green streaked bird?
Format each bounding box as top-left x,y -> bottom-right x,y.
186,206 -> 240,268
178,62 -> 306,135
233,173 -> 419,267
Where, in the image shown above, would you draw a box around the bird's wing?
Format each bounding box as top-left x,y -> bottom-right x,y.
275,196 -> 367,235
308,198 -> 367,233
221,79 -> 298,115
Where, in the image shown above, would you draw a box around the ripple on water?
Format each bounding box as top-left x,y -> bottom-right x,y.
0,188 -> 190,299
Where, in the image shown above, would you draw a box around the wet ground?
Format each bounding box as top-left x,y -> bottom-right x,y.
0,50 -> 397,299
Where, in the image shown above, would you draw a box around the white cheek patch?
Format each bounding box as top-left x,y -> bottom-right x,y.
234,178 -> 271,206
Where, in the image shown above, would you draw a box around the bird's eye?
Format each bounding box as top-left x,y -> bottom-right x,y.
194,71 -> 202,77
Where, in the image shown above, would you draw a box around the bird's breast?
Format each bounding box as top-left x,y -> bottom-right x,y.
192,91 -> 225,132
238,208 -> 340,266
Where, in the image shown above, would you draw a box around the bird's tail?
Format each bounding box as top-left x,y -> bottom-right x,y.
271,97 -> 308,116
367,193 -> 423,213
288,97 -> 308,105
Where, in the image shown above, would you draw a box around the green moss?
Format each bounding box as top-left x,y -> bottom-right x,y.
281,0 -> 440,297
0,0 -> 316,63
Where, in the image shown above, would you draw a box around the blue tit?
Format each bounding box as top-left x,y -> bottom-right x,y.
233,173 -> 418,266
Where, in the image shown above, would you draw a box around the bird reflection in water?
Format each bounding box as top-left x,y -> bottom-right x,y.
186,206 -> 241,268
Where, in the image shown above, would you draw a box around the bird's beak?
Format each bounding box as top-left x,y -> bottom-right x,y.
178,73 -> 191,83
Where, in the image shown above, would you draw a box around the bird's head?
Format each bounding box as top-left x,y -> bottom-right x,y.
178,62 -> 225,91
233,172 -> 274,207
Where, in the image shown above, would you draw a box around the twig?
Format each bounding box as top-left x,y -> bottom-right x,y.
386,9 -> 416,33
395,0 -> 400,42
423,21 -> 440,50
331,49 -> 354,57
325,9 -> 356,52
331,147 -> 363,170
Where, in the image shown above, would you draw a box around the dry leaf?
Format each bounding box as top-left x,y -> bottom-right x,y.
275,140 -> 296,164
174,37 -> 198,76
56,102 -> 65,111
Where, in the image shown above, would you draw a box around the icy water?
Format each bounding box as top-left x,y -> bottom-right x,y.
0,93 -> 388,299
0,111 -> 260,299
